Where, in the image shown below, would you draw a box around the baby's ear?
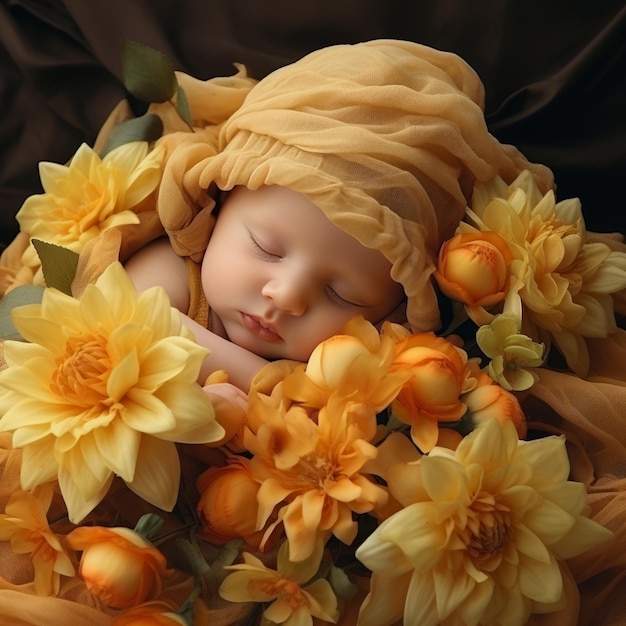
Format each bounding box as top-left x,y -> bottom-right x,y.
377,298 -> 408,328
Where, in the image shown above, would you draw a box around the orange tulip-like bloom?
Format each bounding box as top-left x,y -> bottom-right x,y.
282,316 -> 411,413
390,333 -> 474,453
355,419 -> 612,626
66,524 -> 174,609
244,396 -> 388,562
463,170 -> 626,375
0,262 -> 224,523
0,486 -> 75,596
196,458 -> 263,547
434,231 -> 513,309
462,382 -> 527,438
111,600 -> 187,626
219,538 -> 339,626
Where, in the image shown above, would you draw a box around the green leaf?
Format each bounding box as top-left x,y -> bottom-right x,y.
176,84 -> 193,128
133,513 -> 165,541
0,285 -> 45,341
122,39 -> 178,103
100,113 -> 164,156
328,563 -> 358,600
32,239 -> 79,295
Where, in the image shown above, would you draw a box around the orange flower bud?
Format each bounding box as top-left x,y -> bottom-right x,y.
66,526 -> 174,609
112,601 -> 186,626
196,460 -> 264,547
391,333 -> 469,452
463,383 -> 527,438
434,231 -> 513,307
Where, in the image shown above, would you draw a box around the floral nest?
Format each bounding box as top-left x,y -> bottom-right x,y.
0,42 -> 625,626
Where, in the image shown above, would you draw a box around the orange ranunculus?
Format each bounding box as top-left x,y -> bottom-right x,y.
196,458 -> 264,547
66,525 -> 174,608
390,333 -> 472,453
434,231 -> 513,309
112,600 -> 186,626
463,382 -> 527,438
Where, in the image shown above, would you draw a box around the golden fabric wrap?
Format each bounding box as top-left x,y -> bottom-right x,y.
156,40 -> 554,332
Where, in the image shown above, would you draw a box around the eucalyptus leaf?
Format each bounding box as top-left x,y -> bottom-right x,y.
123,39 -> 178,103
0,285 -> 45,341
176,84 -> 193,128
100,113 -> 164,156
32,239 -> 79,295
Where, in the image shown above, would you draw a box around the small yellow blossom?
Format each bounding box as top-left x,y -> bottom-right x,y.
476,313 -> 544,391
0,262 -> 224,523
462,170 -> 626,375
219,538 -> 339,626
0,485 -> 75,595
355,419 -> 612,626
16,141 -> 163,273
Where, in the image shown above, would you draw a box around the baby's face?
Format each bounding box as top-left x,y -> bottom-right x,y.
201,185 -> 405,361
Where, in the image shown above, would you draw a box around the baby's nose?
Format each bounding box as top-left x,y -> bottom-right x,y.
261,273 -> 310,316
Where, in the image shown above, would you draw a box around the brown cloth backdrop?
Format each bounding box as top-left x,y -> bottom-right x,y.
1,0 -> 626,248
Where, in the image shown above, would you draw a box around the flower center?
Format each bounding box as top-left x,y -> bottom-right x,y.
464,494 -> 511,564
51,334 -> 111,407
295,452 -> 336,491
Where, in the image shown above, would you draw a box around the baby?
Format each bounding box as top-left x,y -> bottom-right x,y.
125,39 -> 554,390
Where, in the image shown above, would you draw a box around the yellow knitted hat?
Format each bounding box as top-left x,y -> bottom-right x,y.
157,39 -> 554,332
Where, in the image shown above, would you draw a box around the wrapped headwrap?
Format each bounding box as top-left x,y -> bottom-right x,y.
157,39 -> 555,332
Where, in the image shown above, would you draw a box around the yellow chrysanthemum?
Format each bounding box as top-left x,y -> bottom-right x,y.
476,313 -> 544,391
0,262 -> 223,523
355,419 -> 612,626
16,141 -> 163,271
0,485 -> 75,596
461,170 -> 626,375
244,395 -> 388,562
219,538 -> 339,626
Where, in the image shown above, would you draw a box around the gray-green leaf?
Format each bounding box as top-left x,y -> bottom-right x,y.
0,285 -> 45,341
32,239 -> 79,295
123,39 -> 178,103
100,113 -> 164,156
176,84 -> 193,128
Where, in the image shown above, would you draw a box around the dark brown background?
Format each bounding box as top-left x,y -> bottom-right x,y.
1,0 -> 625,248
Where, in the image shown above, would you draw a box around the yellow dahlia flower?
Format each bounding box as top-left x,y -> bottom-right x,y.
219,538 -> 339,626
16,141 -> 163,271
0,262 -> 223,523
462,170 -> 626,376
355,419 -> 611,626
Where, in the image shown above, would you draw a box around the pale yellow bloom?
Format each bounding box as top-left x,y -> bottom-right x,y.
0,262 -> 223,523
355,419 -> 612,626
462,170 -> 626,375
0,485 -> 75,595
16,141 -> 163,271
476,313 -> 544,391
219,538 -> 339,626
244,395 -> 388,562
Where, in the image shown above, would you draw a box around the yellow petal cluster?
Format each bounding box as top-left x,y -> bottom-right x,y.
355,419 -> 612,626
476,313 -> 544,391
462,170 -> 626,375
16,141 -> 163,273
0,485 -> 75,596
0,262 -> 224,523
219,538 -> 339,626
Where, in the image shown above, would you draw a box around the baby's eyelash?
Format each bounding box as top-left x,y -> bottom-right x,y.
325,285 -> 366,308
251,237 -> 280,261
